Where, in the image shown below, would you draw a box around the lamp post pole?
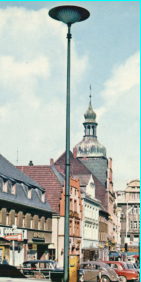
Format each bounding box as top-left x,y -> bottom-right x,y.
49,6 -> 90,281
64,23 -> 71,281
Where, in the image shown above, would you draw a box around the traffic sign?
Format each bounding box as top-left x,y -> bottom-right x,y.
4,234 -> 22,241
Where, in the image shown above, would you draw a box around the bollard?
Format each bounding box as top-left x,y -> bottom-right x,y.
99,270 -> 102,282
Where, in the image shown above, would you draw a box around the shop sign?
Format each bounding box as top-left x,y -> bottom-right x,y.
4,234 -> 22,241
33,232 -> 45,239
128,241 -> 139,246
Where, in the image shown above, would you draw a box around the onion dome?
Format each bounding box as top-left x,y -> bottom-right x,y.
84,100 -> 97,122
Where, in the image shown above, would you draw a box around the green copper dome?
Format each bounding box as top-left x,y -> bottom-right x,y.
84,100 -> 96,122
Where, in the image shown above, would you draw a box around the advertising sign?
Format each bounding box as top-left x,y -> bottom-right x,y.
4,234 -> 22,241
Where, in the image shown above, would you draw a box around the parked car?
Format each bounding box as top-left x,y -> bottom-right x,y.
80,261 -> 120,282
103,261 -> 139,282
125,263 -> 140,274
0,264 -> 45,281
133,263 -> 140,270
21,259 -> 84,282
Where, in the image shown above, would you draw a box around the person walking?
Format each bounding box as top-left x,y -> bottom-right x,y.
2,256 -> 8,264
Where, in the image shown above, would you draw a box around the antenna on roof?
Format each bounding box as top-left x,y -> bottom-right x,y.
16,150 -> 18,165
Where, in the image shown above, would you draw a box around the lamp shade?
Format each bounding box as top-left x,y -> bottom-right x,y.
49,5 -> 90,25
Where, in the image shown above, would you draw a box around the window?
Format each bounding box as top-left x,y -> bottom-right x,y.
69,220 -> 73,236
48,249 -> 55,261
3,181 -> 8,193
70,199 -> 73,211
137,193 -> 140,199
139,221 -> 140,229
15,215 -> 18,226
11,183 -> 16,195
134,221 -> 137,229
138,206 -> 140,214
38,220 -> 40,230
134,206 -> 138,214
131,193 -> 135,200
23,217 -> 25,227
74,200 -> 77,212
41,193 -> 45,202
30,218 -> 33,229
28,189 -> 32,199
6,214 -> 9,225
130,221 -> 132,229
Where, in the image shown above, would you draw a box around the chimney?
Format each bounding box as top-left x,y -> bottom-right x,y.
73,147 -> 77,158
29,160 -> 33,166
50,158 -> 54,165
83,157 -> 86,160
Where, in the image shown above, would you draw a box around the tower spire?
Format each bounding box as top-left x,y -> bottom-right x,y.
89,85 -> 91,105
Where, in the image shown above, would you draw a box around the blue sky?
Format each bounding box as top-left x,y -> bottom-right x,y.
0,1 -> 140,190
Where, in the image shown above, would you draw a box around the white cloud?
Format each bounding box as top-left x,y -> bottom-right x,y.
97,51 -> 140,190
0,6 -> 88,165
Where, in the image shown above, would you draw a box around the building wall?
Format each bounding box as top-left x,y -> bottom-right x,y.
116,180 -> 140,250
56,177 -> 83,267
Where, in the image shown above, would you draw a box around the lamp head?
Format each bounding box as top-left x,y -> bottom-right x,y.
49,5 -> 90,25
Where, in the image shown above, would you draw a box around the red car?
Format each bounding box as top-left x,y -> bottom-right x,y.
102,261 -> 139,282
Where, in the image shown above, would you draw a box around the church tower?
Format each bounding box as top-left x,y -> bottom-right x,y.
74,94 -> 109,188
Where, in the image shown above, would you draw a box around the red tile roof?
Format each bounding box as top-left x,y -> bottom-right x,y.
17,165 -> 63,214
54,151 -> 108,210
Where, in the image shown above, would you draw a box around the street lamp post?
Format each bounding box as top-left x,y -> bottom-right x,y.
49,5 -> 90,282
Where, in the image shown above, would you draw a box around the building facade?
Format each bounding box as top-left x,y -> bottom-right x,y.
0,154 -> 53,266
115,180 -> 140,256
17,164 -> 83,267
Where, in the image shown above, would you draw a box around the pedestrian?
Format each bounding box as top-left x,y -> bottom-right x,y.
2,256 -> 8,264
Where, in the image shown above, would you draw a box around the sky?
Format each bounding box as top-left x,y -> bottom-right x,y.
0,1 -> 140,191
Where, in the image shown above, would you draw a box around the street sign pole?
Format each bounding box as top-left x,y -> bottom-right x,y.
12,240 -> 15,266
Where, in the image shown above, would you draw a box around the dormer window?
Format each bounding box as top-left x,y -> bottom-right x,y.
11,183 -> 16,195
41,193 -> 45,203
3,181 -> 8,193
28,189 -> 32,199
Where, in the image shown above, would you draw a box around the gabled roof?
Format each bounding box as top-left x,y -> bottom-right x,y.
17,165 -> 63,214
54,151 -> 108,210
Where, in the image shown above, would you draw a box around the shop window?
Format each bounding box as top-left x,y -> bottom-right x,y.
48,249 -> 55,261
11,183 -> 16,195
3,181 -> 8,193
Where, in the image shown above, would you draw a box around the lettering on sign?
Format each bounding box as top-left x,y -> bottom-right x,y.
33,232 -> 45,239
